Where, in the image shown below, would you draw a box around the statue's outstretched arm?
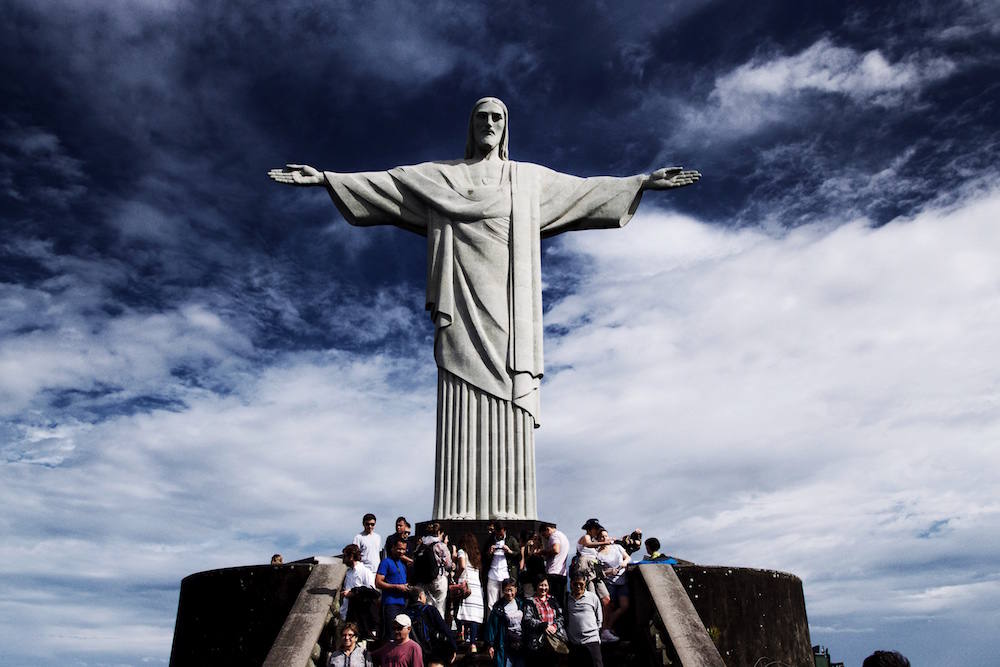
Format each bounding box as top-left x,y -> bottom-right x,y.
641,166 -> 701,191
267,163 -> 326,186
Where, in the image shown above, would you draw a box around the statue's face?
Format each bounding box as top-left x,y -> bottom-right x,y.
472,101 -> 505,155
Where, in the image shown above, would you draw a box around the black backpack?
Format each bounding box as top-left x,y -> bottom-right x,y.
408,605 -> 454,661
412,542 -> 439,584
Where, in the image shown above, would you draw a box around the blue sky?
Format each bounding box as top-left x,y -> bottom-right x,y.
2,1 -> 999,665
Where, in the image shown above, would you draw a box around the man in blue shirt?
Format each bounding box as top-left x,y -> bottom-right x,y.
377,537 -> 412,640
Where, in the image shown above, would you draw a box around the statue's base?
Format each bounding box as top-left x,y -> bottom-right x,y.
169,559 -> 814,667
415,518 -> 555,547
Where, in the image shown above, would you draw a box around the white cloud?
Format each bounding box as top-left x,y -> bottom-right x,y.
0,343 -> 435,661
537,187 -> 1000,633
6,186 -> 999,663
686,38 -> 956,138
5,186 -> 1000,664
0,285 -> 253,419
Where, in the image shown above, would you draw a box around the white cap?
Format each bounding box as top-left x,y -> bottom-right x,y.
393,613 -> 412,628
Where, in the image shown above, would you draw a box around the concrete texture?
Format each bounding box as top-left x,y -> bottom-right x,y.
264,561 -> 347,667
638,563 -> 726,667
674,565 -> 813,667
169,562 -> 314,666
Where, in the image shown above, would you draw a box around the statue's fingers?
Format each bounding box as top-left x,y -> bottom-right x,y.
286,163 -> 307,171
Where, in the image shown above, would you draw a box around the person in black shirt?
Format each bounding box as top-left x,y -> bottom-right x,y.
384,516 -> 416,567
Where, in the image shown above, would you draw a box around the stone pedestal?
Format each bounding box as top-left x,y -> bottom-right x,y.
169,558 -> 814,667
631,564 -> 814,667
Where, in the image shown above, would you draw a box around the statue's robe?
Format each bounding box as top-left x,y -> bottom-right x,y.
325,160 -> 644,519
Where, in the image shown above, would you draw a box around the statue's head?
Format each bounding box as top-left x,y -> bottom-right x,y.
465,97 -> 508,160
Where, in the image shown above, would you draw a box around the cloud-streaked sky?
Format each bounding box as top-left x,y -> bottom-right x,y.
2,1 -> 999,665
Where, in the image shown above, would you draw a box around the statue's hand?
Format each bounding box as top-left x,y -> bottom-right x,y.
644,166 -> 701,190
267,164 -> 325,186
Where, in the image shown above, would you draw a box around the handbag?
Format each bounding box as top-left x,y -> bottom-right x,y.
545,632 -> 570,655
447,580 -> 471,601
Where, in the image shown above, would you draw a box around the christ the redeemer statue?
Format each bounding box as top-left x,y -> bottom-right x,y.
269,97 -> 699,521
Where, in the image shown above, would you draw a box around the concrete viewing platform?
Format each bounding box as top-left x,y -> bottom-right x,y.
169,555 -> 812,666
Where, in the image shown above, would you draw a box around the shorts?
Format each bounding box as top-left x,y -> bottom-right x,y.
607,580 -> 629,603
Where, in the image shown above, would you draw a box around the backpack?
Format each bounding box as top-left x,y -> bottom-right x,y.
408,605 -> 454,661
408,604 -> 435,647
569,553 -> 602,583
412,542 -> 439,584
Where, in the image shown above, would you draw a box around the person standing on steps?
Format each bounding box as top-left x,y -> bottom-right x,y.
371,614 -> 424,667
485,578 -> 525,667
353,513 -> 382,573
485,521 -> 520,612
566,574 -> 604,667
539,524 -> 570,603
377,538 -> 412,641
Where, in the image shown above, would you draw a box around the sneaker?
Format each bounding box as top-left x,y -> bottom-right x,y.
600,628 -> 620,643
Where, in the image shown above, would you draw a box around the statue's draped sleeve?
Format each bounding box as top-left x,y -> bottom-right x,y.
506,164 -> 646,414
323,169 -> 431,236
530,165 -> 647,237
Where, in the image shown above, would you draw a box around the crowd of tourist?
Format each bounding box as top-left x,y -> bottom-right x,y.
317,513 -> 653,666
271,515 -> 910,667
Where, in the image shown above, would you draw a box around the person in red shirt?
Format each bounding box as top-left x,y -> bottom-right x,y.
371,614 -> 424,667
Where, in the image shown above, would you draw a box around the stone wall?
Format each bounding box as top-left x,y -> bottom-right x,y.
674,565 -> 813,666
169,562 -> 314,666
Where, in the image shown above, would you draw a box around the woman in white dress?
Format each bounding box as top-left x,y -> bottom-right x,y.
455,532 -> 485,651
